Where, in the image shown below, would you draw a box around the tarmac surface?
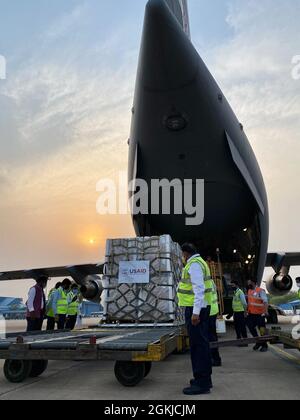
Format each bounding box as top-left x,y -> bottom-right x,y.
0,317 -> 299,400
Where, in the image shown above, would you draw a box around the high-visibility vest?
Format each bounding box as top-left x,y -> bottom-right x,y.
248,287 -> 266,315
46,289 -> 55,318
210,280 -> 219,317
67,292 -> 80,316
56,288 -> 68,315
177,256 -> 213,308
233,289 -> 245,313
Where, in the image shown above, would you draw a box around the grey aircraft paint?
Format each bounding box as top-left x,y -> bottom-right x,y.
128,0 -> 269,290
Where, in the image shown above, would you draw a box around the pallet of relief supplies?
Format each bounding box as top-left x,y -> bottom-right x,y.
101,235 -> 184,324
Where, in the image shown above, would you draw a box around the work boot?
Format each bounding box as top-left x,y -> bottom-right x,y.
183,386 -> 211,396
253,343 -> 261,351
190,378 -> 213,389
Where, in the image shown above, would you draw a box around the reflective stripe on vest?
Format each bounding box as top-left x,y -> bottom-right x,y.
210,281 -> 219,317
248,288 -> 266,315
57,288 -> 68,315
67,292 -> 80,316
46,289 -> 55,318
177,256 -> 213,308
233,289 -> 245,313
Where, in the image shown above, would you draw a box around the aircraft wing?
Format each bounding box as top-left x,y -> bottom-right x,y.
266,253 -> 300,272
0,263 -> 104,282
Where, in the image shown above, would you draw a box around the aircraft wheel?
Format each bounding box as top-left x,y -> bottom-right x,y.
29,360 -> 48,378
114,361 -> 146,387
4,360 -> 32,383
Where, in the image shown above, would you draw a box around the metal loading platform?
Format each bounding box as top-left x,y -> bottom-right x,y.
1,325 -> 299,387
0,326 -> 188,387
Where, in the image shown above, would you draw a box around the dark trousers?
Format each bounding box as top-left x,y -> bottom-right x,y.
234,312 -> 248,339
208,315 -> 222,364
65,315 -> 77,330
185,307 -> 212,389
247,314 -> 268,348
47,317 -> 56,331
26,318 -> 43,332
57,314 -> 67,330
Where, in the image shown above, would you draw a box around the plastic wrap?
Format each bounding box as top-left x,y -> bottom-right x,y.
102,235 -> 184,324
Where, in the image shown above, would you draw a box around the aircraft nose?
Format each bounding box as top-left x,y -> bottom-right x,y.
138,0 -> 199,91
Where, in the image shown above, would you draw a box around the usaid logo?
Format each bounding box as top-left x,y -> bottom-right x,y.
130,268 -> 147,275
119,261 -> 150,284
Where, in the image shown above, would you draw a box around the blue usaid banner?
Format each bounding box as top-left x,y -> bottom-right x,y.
118,261 -> 150,284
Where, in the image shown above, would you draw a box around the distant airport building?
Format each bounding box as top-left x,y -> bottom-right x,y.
278,300 -> 300,315
0,297 -> 26,320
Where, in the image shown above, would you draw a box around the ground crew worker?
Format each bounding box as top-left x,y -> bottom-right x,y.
296,278 -> 300,299
66,284 -> 82,330
208,278 -> 222,367
231,280 -> 248,345
247,279 -> 269,352
178,243 -> 213,396
52,278 -> 72,330
46,282 -> 61,331
26,276 -> 48,332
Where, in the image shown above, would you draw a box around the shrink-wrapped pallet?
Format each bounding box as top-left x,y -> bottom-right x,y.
102,235 -> 184,324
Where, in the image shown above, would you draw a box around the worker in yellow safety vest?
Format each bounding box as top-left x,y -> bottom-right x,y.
66,284 -> 82,330
177,243 -> 213,396
52,278 -> 72,330
231,280 -> 248,346
297,278 -> 300,300
208,277 -> 222,367
46,282 -> 62,331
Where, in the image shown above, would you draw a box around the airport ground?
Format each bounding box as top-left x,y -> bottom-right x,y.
0,317 -> 299,400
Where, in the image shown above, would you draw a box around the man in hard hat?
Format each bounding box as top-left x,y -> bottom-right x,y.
177,243 -> 213,395
52,278 -> 72,330
247,279 -> 269,352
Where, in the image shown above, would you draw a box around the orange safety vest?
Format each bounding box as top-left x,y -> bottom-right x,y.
248,288 -> 266,315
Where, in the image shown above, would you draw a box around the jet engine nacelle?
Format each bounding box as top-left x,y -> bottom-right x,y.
79,275 -> 103,304
266,272 -> 293,296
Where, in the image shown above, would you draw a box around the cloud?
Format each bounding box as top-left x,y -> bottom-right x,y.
0,1 -> 138,201
195,0 -> 300,251
45,3 -> 89,41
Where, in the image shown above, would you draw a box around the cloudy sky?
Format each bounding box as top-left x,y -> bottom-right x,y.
0,0 -> 300,299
